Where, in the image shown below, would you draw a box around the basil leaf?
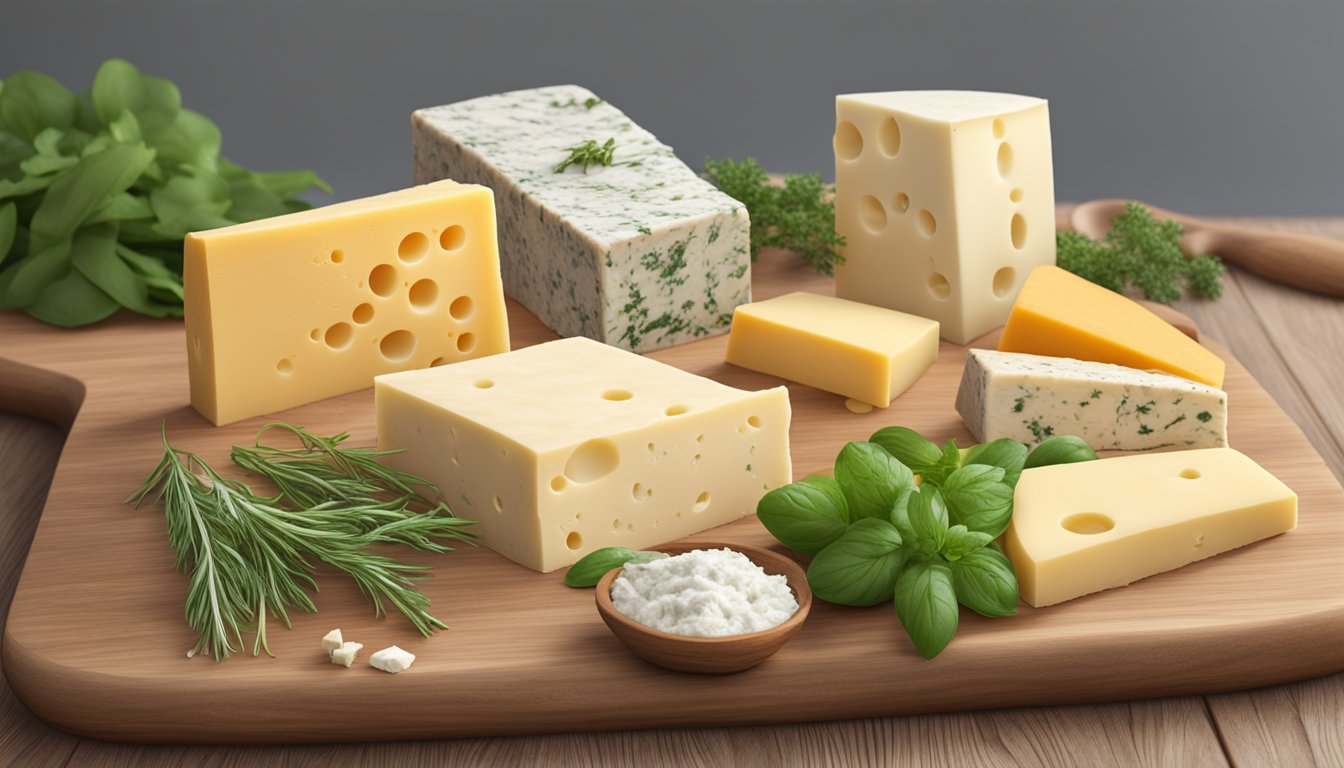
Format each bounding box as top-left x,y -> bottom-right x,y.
151,108 -> 221,170
91,59 -> 181,138
0,70 -> 77,143
0,202 -> 15,264
0,239 -> 71,307
893,559 -> 959,659
920,439 -> 962,487
71,223 -> 174,318
870,426 -> 943,470
86,192 -> 153,225
23,268 -> 119,327
29,144 -> 155,248
892,486 -> 949,554
149,166 -> 234,237
962,438 -> 1029,488
1024,435 -> 1098,470
806,518 -> 905,606
563,547 -> 667,588
942,464 -> 1014,537
834,441 -> 914,521
757,475 -> 849,555
950,545 -> 1018,617
0,173 -> 57,201
107,110 -> 143,145
940,524 -> 994,561
252,168 -> 332,198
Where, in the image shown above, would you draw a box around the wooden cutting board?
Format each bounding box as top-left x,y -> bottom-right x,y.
2,252 -> 1342,744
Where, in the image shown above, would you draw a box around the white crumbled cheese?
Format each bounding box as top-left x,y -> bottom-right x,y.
610,548 -> 799,637
331,641 -> 363,668
370,645 -> 416,674
321,628 -> 343,655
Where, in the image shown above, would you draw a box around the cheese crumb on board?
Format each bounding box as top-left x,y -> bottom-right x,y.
412,85 -> 751,353
331,642 -> 364,668
321,628 -> 343,655
370,646 -> 416,674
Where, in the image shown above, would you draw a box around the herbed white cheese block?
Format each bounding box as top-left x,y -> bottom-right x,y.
412,85 -> 751,353
955,349 -> 1228,450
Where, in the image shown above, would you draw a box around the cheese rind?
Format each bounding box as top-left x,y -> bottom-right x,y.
834,91 -> 1056,344
184,181 -> 510,426
1006,448 -> 1296,607
725,292 -> 939,407
955,349 -> 1228,450
412,85 -> 751,353
375,337 -> 792,573
998,265 -> 1225,387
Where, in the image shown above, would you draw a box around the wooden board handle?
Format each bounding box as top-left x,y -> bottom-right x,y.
1185,226 -> 1344,297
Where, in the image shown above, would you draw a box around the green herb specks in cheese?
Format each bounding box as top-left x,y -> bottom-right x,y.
412,85 -> 751,353
955,349 -> 1229,451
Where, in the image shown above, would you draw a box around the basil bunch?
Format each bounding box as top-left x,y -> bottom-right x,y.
757,427 -> 1096,659
0,60 -> 328,327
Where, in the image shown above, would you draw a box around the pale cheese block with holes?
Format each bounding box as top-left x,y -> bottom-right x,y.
956,349 -> 1228,450
412,85 -> 751,353
1006,448 -> 1297,607
725,292 -> 939,407
375,336 -> 792,573
184,180 -> 509,426
833,91 -> 1055,344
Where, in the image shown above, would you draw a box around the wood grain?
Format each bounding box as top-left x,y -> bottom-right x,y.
2,240 -> 1342,747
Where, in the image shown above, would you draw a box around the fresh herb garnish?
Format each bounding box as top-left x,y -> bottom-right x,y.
127,422 -> 475,661
757,427 -> 1098,659
563,547 -> 668,588
703,157 -> 845,276
0,59 -> 329,327
1058,202 -> 1224,302
554,138 -> 616,174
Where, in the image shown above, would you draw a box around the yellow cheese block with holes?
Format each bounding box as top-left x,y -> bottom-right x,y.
185,180 -> 509,426
998,265 -> 1225,387
724,291 -> 939,407
375,337 -> 792,572
1006,448 -> 1296,607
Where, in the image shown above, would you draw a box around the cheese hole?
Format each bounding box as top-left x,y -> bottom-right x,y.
1062,512 -> 1115,535
928,272 -> 952,300
878,117 -> 902,156
1011,213 -> 1027,250
492,496 -> 503,514
665,404 -> 689,417
895,192 -> 910,214
276,358 -> 293,375
992,118 -> 1006,139
324,322 -> 353,350
398,232 -> 429,263
693,453 -> 702,464
379,330 -> 416,362
695,434 -> 705,443
449,295 -> 474,321
860,195 -> 887,233
353,303 -> 375,324
834,121 -> 863,161
916,209 -> 937,238
408,279 -> 439,311
473,379 -> 494,389
440,225 -> 466,251
430,357 -> 447,367
564,438 -> 620,484
309,328 -> 321,342
1180,468 -> 1201,479
565,532 -> 582,551
693,491 -> 711,513
997,142 -> 1013,178
747,415 -> 763,429
611,518 -> 621,530
602,389 -> 633,401
456,332 -> 476,354
1010,187 -> 1024,203
993,267 -> 1017,298
369,264 -> 398,297
632,482 -> 644,500
551,476 -> 567,493
331,249 -> 345,264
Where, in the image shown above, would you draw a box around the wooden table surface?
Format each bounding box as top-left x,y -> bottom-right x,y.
1,211 -> 1341,767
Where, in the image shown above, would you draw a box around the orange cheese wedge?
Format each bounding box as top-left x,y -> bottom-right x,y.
998,265 -> 1225,387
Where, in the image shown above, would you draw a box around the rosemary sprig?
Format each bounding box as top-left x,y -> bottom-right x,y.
128,423 -> 476,661
554,137 -> 616,174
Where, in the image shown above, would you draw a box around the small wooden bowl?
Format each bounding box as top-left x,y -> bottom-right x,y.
594,541 -> 812,674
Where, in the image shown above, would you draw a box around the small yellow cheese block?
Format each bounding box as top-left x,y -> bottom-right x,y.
998,265 -> 1225,387
1006,448 -> 1296,607
184,181 -> 509,426
376,337 -> 792,573
724,292 -> 939,408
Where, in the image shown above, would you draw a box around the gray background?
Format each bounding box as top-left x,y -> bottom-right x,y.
3,0 -> 1341,214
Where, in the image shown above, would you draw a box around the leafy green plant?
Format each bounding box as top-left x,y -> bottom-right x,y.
756,427 -> 1098,659
0,59 -> 329,327
554,137 -> 617,174
563,547 -> 668,587
703,157 -> 845,276
1057,202 -> 1224,302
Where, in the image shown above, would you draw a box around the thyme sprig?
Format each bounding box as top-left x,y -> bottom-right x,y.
554,137 -> 616,174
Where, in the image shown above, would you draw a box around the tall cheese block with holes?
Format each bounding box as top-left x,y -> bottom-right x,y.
833,91 -> 1055,345
185,180 -> 509,426
376,337 -> 792,573
412,85 -> 751,353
